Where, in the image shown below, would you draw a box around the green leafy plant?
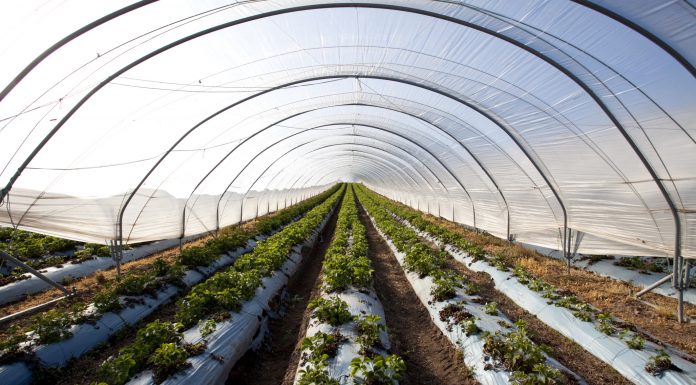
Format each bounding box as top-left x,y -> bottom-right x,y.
350,354 -> 405,385
595,313 -> 616,335
308,296 -> 353,326
94,289 -> 122,314
430,270 -> 464,302
483,320 -> 559,383
32,309 -> 72,344
297,360 -> 340,385
148,343 -> 190,382
301,331 -> 346,364
625,334 -> 645,350
645,349 -> 672,376
199,319 -> 216,338
461,318 -> 480,336
356,315 -> 385,353
484,302 -> 498,316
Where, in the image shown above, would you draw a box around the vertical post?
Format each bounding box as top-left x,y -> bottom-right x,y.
109,239 -> 123,276
179,237 -> 183,253
675,254 -> 685,323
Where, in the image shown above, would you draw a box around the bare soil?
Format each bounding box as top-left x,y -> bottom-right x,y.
224,203 -> 340,385
356,201 -> 478,385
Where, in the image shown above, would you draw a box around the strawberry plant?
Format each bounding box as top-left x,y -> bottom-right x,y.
430,269 -> 464,301
356,315 -> 385,353
350,354 -> 405,385
301,331 -> 346,364
645,349 -> 673,376
484,302 -> 498,316
297,360 -> 340,385
308,296 -> 353,326
148,342 -> 190,382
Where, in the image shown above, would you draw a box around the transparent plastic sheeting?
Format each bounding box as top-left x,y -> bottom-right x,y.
0,1 -> 693,258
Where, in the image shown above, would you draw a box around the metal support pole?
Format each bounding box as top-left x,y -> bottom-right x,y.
0,250 -> 73,296
179,237 -> 183,253
635,273 -> 673,298
109,239 -> 123,276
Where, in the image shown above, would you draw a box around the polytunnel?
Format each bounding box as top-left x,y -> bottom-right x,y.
0,1 -> 695,385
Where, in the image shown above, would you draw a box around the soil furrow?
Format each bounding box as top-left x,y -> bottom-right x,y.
356,201 -> 477,385
225,203 -> 340,385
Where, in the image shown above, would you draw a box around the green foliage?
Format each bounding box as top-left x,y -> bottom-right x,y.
484,302 -> 498,316
94,289 -> 122,314
180,246 -> 218,267
99,353 -> 138,385
148,343 -> 189,381
614,257 -> 665,273
356,315 -> 385,353
99,320 -> 183,385
0,325 -> 29,359
483,321 -> 560,384
308,296 -> 353,326
595,313 -> 616,335
350,354 -> 405,385
461,318 -> 480,336
404,243 -> 445,277
430,269 -> 464,302
199,319 -> 217,338
297,360 -> 340,385
625,334 -> 645,350
510,363 -> 562,385
301,331 -> 346,364
645,349 -> 672,376
31,309 -> 73,344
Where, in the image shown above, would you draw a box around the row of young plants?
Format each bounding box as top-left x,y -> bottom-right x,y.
360,187 -> 688,380
297,186 -> 405,385
354,185 -> 568,385
0,227 -> 110,286
0,185 -> 342,368
97,185 -> 345,385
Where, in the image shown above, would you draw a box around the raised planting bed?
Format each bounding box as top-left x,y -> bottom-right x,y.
96,186 -> 345,385
363,186 -> 696,357
0,235 -> 202,306
355,186 -> 580,385
0,186 -> 343,385
369,189 -> 696,385
294,186 -> 403,385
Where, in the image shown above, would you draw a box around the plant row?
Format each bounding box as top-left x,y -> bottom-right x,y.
359,186 -> 684,379
0,228 -> 110,286
297,186 -> 404,385
97,185 -> 345,385
355,185 -> 568,385
0,185 -> 342,366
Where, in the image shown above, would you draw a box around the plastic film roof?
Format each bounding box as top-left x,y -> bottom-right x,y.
0,1 -> 694,259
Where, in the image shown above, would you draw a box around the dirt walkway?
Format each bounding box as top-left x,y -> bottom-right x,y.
225,203 -> 340,385
356,202 -> 477,385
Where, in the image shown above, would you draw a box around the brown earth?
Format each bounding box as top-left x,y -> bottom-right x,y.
356,201 -> 478,385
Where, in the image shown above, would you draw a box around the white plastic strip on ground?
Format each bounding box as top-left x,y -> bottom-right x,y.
407,222 -> 696,385
525,244 -> 696,305
0,234 -> 204,305
127,205 -> 336,385
293,287 -> 391,385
